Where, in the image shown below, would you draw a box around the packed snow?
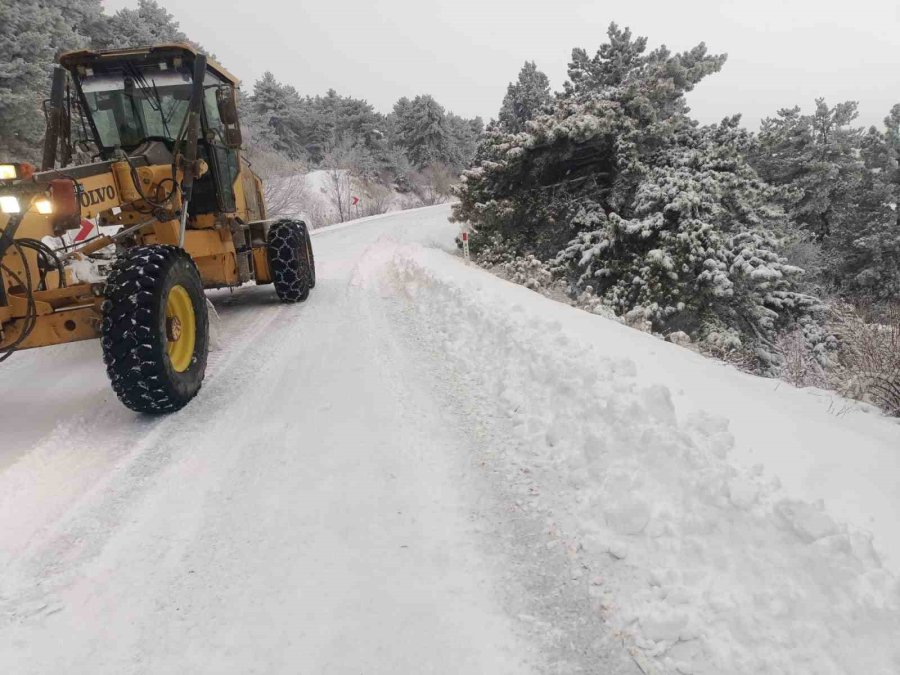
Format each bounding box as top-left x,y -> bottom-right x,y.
355,233 -> 900,673
1,205 -> 898,674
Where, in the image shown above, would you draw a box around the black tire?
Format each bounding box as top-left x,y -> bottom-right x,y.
101,245 -> 209,414
267,219 -> 313,302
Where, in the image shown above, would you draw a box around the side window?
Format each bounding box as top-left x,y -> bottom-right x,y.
86,96 -> 119,147
203,72 -> 226,142
211,146 -> 239,211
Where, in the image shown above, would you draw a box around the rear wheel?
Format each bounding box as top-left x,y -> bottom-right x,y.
267,220 -> 314,302
101,245 -> 209,413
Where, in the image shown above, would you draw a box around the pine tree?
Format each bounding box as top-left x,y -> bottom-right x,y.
752,100 -> 900,298
880,104 -> 900,230
753,100 -> 862,241
246,71 -> 478,177
53,0 -> 104,41
453,24 -> 821,362
563,24 -> 649,96
0,0 -> 98,162
91,0 -> 189,50
562,22 -> 726,115
247,72 -> 305,158
553,119 -> 819,354
446,113 -> 483,168
497,61 -> 551,133
390,94 -> 451,168
825,107 -> 900,298
455,23 -> 729,255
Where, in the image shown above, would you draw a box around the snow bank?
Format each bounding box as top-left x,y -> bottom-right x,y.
354,239 -> 900,674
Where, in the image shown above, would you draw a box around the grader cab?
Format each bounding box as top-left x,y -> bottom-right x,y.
0,44 -> 315,413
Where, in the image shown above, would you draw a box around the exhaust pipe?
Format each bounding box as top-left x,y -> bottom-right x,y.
41,66 -> 68,171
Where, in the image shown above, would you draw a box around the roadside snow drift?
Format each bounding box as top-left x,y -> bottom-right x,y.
354,236 -> 900,675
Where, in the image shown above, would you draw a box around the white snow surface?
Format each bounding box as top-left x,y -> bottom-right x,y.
280,170 -> 422,227
1,204 -> 899,674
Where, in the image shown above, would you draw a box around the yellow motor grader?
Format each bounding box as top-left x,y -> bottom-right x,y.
0,44 -> 315,413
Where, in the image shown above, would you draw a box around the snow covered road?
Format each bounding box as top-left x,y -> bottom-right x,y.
1,205 -> 899,674
0,207 -> 637,674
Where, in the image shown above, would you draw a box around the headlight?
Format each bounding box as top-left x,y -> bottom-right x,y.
35,198 -> 53,214
0,163 -> 35,181
0,195 -> 20,214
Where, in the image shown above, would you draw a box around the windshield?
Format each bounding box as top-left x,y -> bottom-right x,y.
79,65 -> 193,150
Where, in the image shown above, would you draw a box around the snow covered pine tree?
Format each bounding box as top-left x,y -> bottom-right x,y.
453,23 -> 824,369
498,61 -> 552,133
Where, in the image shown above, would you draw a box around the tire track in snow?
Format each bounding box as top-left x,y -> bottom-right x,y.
2,208 -> 542,674
2,270 -> 537,674
0,290 -> 300,621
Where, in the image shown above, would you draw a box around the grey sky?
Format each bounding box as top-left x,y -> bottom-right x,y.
103,0 -> 900,128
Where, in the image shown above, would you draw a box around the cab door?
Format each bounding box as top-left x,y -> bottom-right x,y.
201,72 -> 240,213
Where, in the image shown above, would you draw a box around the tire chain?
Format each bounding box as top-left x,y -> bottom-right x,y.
267,220 -> 311,303
101,245 -> 197,413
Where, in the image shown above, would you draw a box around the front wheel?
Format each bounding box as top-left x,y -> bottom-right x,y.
101,245 -> 209,413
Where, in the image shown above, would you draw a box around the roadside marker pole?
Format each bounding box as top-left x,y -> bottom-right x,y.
462,231 -> 470,260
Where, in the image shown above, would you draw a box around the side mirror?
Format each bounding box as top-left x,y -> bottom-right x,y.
216,86 -> 239,125
215,85 -> 242,148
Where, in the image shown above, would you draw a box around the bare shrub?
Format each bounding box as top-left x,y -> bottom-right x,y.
358,181 -> 393,217
829,303 -> 900,415
323,141 -> 381,223
775,328 -> 828,388
243,147 -> 310,218
698,339 -> 761,374
411,163 -> 456,205
303,199 -> 331,231
324,167 -> 353,223
396,193 -> 426,210
264,173 -> 311,219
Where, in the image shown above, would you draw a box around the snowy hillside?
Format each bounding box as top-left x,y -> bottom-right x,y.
267,170 -> 437,228
1,205 -> 898,674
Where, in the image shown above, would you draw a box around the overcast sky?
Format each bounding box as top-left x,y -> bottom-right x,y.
104,0 -> 900,128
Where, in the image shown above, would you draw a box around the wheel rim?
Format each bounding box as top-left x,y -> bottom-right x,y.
165,284 -> 196,373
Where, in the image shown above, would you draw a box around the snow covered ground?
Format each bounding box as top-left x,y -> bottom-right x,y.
1,205 -> 898,673
275,170 -> 424,227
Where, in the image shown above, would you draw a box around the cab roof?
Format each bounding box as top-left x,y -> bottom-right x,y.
59,43 -> 239,86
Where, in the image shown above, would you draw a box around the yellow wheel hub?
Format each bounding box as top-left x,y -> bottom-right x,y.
165,285 -> 196,373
